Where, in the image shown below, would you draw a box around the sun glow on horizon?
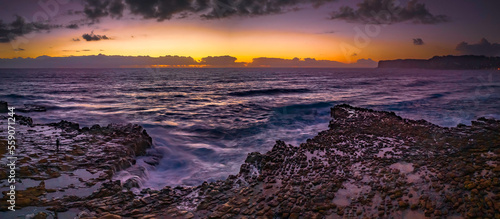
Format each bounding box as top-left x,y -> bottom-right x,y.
0,19 -> 365,64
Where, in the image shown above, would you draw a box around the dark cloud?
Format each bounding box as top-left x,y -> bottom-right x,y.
0,16 -> 55,43
199,0 -> 337,19
456,38 -> 500,57
82,31 -> 110,41
82,0 -> 337,21
72,38 -> 81,41
202,0 -> 340,19
177,12 -> 190,19
83,0 -> 125,22
329,0 -> 448,24
125,0 -> 202,21
413,38 -> 424,45
66,24 -> 79,29
84,0 -> 109,20
109,0 -> 126,18
13,48 -> 25,51
202,0 -> 280,19
247,57 -> 377,68
200,55 -> 245,67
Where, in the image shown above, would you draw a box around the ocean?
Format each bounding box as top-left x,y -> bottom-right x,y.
0,68 -> 499,189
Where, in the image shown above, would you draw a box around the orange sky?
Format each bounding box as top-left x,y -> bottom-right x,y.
0,20 -> 456,64
1,0 -> 497,64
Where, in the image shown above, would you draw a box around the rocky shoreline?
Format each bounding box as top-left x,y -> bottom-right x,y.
1,104 -> 499,218
0,114 -> 152,218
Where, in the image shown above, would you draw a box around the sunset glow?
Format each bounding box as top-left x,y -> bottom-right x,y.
1,0 -> 499,67
1,1 -> 500,218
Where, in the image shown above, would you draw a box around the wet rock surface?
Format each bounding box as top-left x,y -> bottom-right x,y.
0,115 -> 152,215
1,104 -> 499,219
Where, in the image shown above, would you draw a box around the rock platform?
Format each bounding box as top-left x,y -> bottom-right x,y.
0,115 -> 152,216
1,104 -> 499,219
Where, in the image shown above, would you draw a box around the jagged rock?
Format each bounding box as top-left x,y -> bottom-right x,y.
49,120 -> 79,130
123,178 -> 141,190
2,104 -> 499,218
14,114 -> 33,126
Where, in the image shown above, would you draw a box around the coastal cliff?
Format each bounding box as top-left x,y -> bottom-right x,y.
378,55 -> 500,70
1,105 -> 499,218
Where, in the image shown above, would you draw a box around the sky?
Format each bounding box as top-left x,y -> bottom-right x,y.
0,0 -> 499,67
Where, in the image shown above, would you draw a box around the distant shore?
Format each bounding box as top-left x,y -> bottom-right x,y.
378,55 -> 500,70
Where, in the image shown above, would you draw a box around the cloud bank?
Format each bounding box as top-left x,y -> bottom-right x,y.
0,55 -> 197,68
0,55 -> 377,68
329,0 -> 448,24
83,0 -> 337,21
456,38 -> 500,57
200,55 -> 246,67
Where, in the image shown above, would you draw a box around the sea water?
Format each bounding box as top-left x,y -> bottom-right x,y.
0,68 -> 498,188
